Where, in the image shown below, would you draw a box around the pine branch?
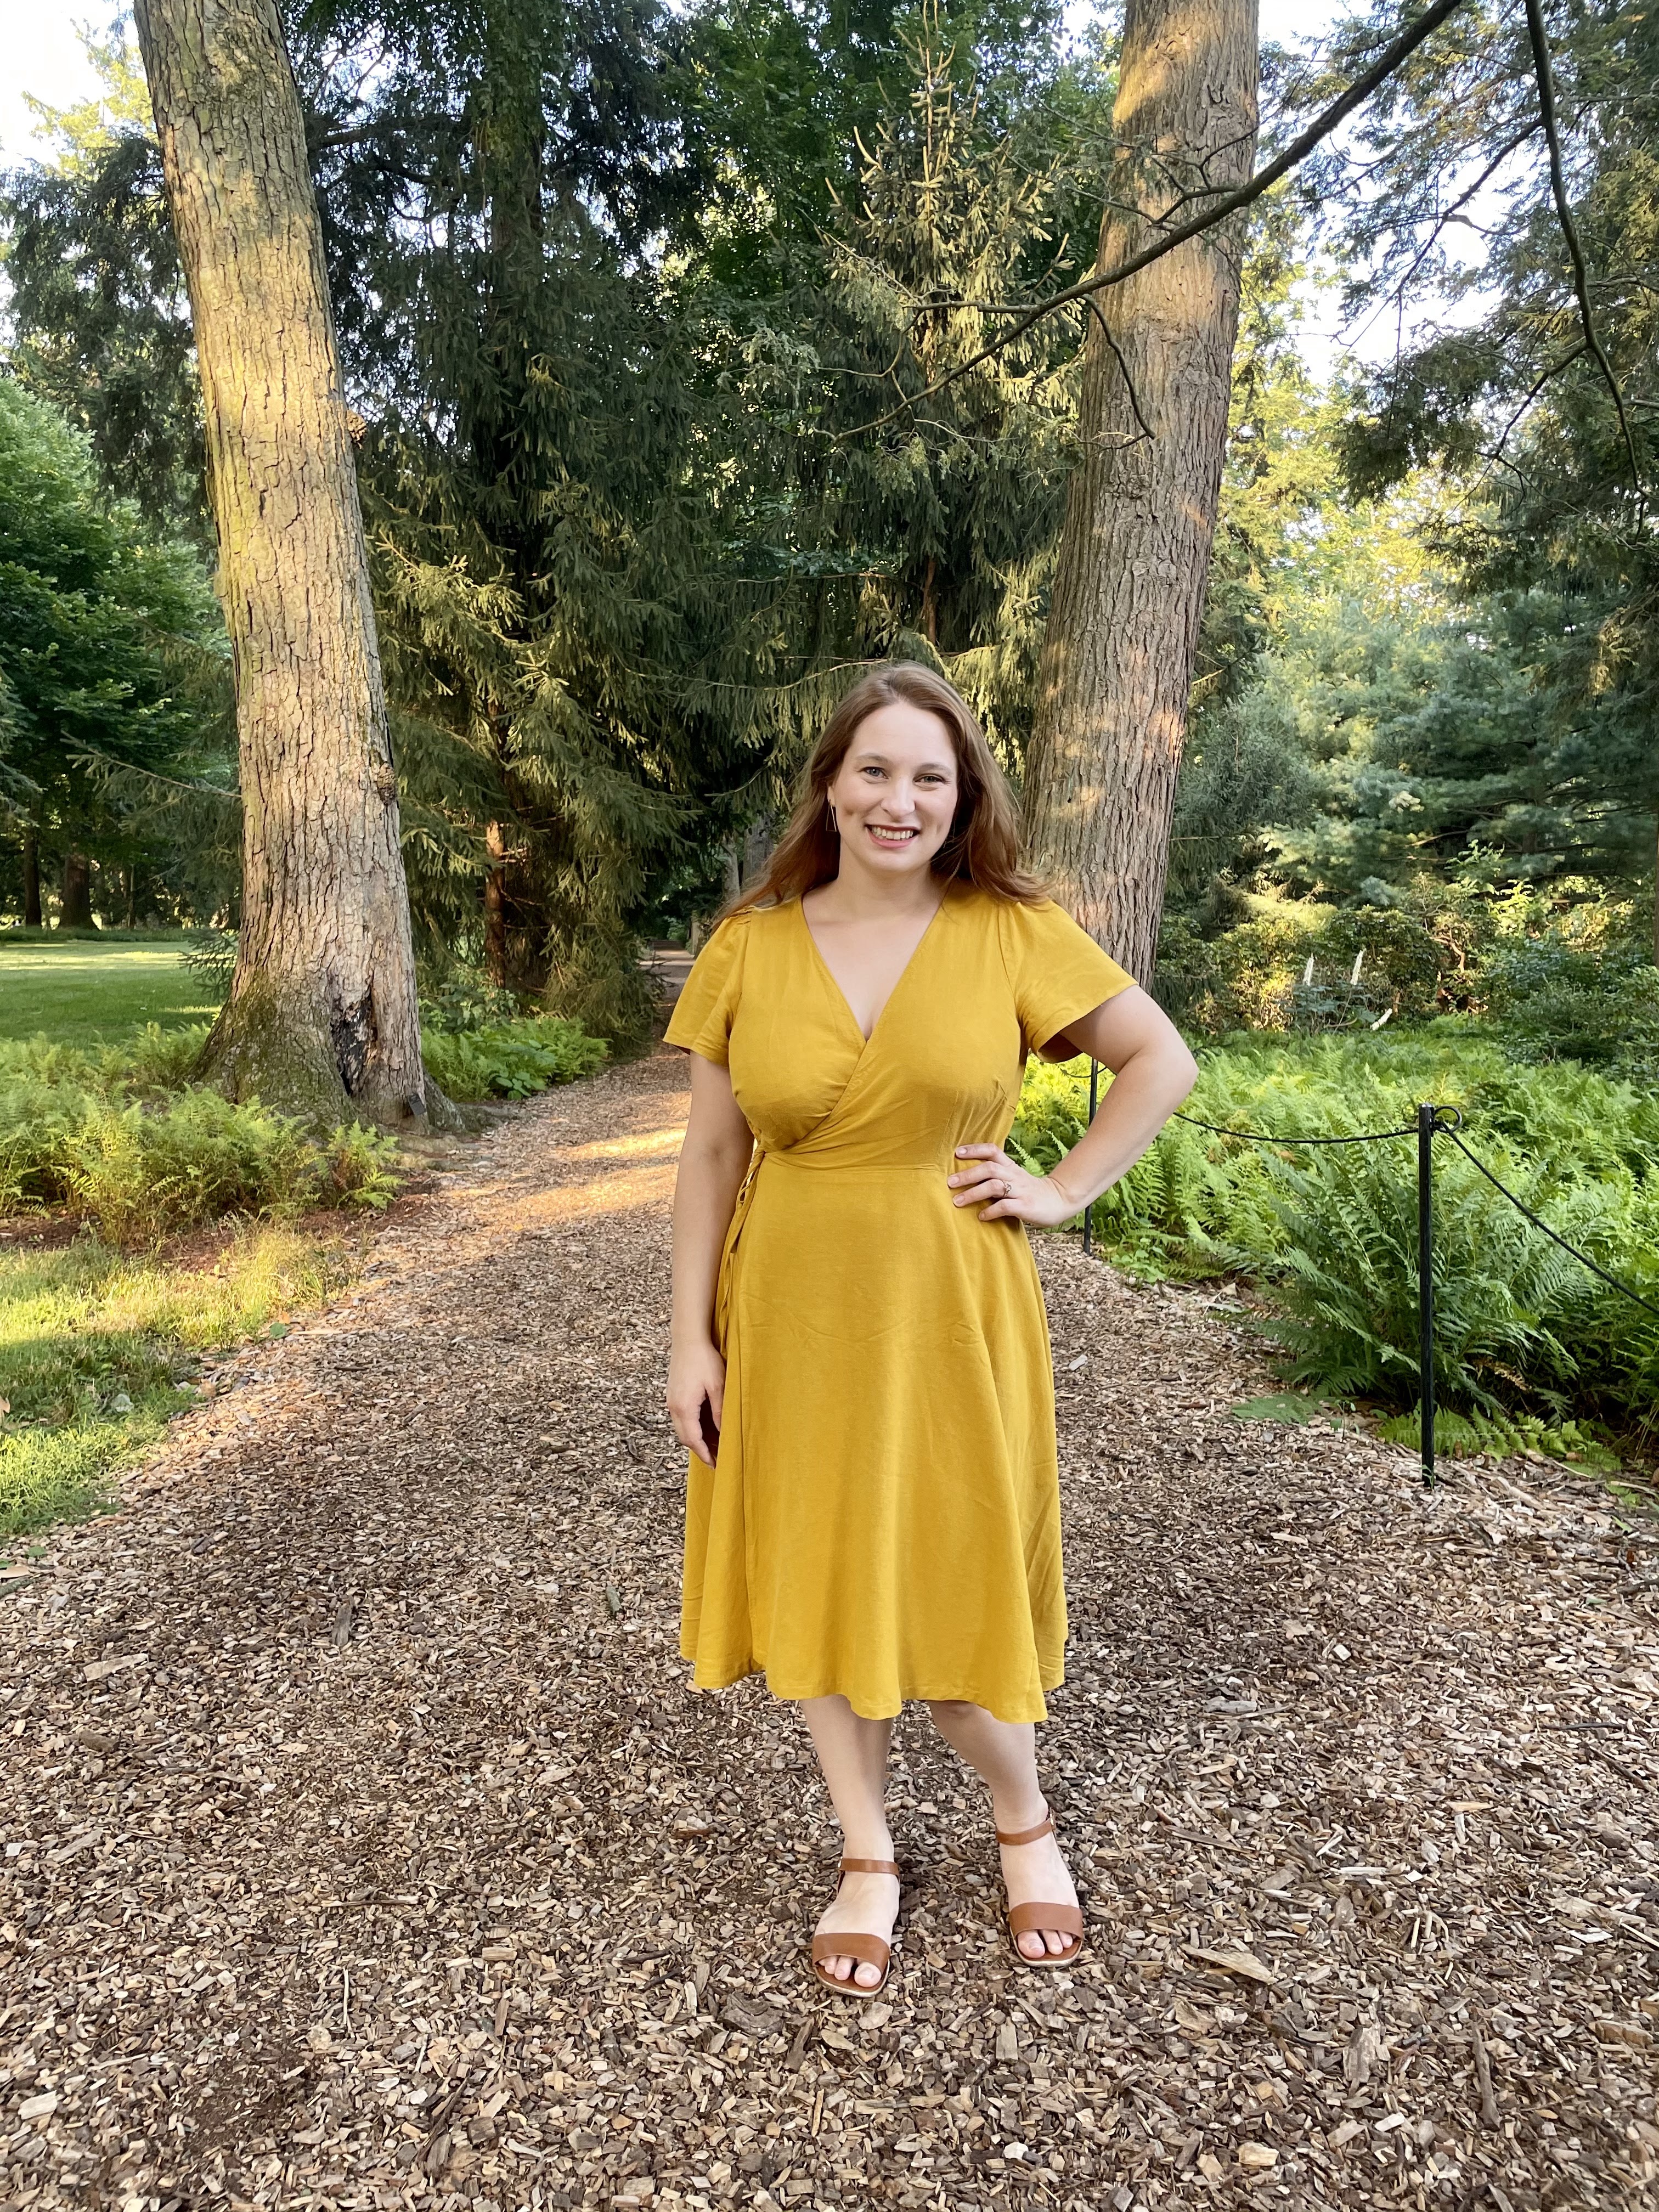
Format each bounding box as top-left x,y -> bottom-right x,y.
1522,0 -> 1645,497
844,0 -> 1475,439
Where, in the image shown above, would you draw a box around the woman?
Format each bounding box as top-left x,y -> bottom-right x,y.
664,663 -> 1197,1994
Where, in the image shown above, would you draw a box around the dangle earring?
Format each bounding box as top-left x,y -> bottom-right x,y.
826,800 -> 840,835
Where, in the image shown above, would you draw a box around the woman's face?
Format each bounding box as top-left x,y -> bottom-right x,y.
826,701 -> 961,884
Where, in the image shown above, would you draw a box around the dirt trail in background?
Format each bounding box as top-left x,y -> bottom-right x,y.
3,1047 -> 1656,2211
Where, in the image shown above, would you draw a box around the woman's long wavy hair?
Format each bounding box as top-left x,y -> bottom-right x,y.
725,663 -> 1047,917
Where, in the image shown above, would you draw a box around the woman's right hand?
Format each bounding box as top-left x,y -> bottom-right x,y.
667,1338 -> 726,1467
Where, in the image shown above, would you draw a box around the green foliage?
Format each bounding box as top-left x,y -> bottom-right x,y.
1299,0 -> 1659,925
1155,883 -> 1490,1035
1015,1032 -> 1659,1448
0,382 -> 233,924
0,1223 -> 360,1536
0,27 -> 203,531
420,1017 -> 608,1102
0,1035 -> 400,1241
179,928 -> 238,992
1482,927 -> 1659,1087
1254,1137 -> 1584,1410
418,974 -> 528,1035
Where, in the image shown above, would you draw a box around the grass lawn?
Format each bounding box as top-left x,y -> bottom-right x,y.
0,934 -> 222,1046
0,1223 -> 365,1540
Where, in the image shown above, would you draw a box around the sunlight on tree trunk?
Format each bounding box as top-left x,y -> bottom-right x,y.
484,821 -> 509,988
132,0 -> 436,1126
1025,0 -> 1260,984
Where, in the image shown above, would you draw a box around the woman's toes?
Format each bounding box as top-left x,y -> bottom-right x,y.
855,1960 -> 882,1989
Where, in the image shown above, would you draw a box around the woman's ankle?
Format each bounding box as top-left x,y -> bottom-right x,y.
991,1788 -> 1049,1838
838,1832 -> 896,1865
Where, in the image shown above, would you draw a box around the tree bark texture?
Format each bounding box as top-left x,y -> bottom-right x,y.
1024,0 -> 1259,984
133,0 -> 431,1126
61,851 -> 94,930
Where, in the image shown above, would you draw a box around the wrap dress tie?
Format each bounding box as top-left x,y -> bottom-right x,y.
665,883 -> 1132,1722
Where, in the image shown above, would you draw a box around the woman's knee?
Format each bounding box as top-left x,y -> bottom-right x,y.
927,1699 -> 978,1726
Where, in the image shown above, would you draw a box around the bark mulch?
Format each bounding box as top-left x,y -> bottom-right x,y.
3,1047 -> 1656,2212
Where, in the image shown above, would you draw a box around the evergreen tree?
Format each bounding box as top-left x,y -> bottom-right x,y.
1299,0 -> 1659,945
0,381 -> 227,927
1,30 -> 203,532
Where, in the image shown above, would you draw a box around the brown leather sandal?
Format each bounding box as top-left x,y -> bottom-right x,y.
809,1857 -> 900,1997
996,1807 -> 1085,1969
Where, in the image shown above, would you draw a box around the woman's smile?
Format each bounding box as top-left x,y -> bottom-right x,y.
866,822 -> 919,846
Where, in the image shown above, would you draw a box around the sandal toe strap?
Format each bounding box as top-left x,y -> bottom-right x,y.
811,1931 -> 891,1969
1007,1901 -> 1084,1940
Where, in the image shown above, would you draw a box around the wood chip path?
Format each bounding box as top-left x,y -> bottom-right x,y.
3,1048 -> 1657,2212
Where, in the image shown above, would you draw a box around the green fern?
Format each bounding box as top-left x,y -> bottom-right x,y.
1014,1032 -> 1659,1438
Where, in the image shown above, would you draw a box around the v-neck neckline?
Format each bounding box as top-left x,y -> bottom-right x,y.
798,884 -> 951,1048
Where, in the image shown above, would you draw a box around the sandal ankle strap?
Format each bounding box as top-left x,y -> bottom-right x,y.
995,1805 -> 1055,1848
839,1855 -> 900,1876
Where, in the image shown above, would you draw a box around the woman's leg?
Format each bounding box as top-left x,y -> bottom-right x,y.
927,1701 -> 1080,1960
803,1695 -> 900,1989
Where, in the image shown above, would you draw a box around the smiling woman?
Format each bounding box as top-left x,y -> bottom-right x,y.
662,662 -> 1199,1997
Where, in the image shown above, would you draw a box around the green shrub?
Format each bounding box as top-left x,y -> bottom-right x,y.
0,1038 -> 402,1242
419,974 -> 528,1034
543,927 -> 659,1052
118,1020 -> 212,1092
1155,882 -> 1497,1035
320,1123 -> 402,1210
1483,933 -> 1659,1086
65,1092 -> 314,1243
421,1015 -> 607,1101
1017,1031 -> 1659,1446
1254,1137 -> 1588,1412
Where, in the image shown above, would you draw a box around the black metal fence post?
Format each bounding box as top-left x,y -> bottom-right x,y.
1082,1059 -> 1099,1256
1418,1102 -> 1438,1489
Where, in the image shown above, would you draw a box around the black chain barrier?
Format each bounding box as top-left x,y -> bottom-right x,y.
1074,1069 -> 1659,1491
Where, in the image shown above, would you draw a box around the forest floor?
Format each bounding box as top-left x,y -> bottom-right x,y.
3,1047 -> 1657,2212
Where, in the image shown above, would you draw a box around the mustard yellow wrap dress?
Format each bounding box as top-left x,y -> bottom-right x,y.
665,882 -> 1132,1722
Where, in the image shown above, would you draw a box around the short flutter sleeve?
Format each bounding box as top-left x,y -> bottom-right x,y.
664,917 -> 749,1065
996,898 -> 1135,1056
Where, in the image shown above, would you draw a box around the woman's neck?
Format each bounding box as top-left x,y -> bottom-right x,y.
809,864 -> 946,924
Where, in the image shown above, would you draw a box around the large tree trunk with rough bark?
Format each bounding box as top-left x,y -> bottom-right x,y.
133,0 -> 435,1126
1024,0 -> 1259,984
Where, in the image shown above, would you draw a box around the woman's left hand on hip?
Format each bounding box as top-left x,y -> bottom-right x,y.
948,1145 -> 1082,1228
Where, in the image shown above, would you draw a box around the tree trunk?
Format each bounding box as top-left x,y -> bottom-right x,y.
132,0 -> 436,1127
483,821 -> 509,986
1024,0 -> 1259,984
62,850 -> 94,930
21,828 -> 42,929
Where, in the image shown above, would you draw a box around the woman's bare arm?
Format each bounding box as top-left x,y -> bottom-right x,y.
667,1052 -> 754,1464
949,985 -> 1198,1226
